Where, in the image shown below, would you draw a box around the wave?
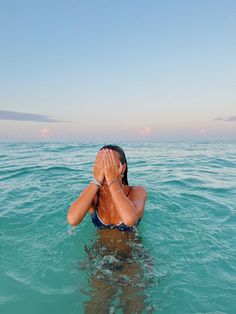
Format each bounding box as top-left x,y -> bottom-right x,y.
0,165 -> 81,181
0,166 -> 42,181
43,166 -> 79,172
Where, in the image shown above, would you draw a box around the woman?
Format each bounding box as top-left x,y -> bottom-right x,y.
67,145 -> 147,232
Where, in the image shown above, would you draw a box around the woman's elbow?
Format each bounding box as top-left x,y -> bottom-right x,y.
123,206 -> 141,227
67,213 -> 79,227
123,215 -> 138,227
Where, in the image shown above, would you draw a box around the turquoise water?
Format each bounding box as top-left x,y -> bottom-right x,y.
0,141 -> 236,314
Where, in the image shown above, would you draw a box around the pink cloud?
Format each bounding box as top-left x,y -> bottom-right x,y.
199,128 -> 207,135
139,126 -> 153,136
39,128 -> 53,138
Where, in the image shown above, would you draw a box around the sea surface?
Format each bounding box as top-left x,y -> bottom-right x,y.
0,141 -> 236,314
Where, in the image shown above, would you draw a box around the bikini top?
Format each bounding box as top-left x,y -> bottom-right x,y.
90,187 -> 141,232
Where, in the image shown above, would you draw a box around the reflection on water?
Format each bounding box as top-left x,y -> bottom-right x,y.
77,228 -> 156,313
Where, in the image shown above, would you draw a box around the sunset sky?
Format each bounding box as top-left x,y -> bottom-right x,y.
0,0 -> 235,141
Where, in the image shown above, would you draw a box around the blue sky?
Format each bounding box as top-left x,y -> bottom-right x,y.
0,0 -> 235,141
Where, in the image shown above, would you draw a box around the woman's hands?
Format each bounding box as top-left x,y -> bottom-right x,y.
93,149 -> 123,185
104,149 -> 123,185
93,149 -> 105,184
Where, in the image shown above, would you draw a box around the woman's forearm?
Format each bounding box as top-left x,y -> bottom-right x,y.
108,181 -> 139,226
67,183 -> 99,226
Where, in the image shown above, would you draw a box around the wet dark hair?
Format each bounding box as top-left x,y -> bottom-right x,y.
100,144 -> 128,185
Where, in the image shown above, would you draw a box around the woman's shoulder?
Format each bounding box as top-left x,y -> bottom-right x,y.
128,185 -> 147,220
129,185 -> 147,195
127,185 -> 147,202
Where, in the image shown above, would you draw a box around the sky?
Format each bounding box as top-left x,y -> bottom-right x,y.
0,0 -> 235,142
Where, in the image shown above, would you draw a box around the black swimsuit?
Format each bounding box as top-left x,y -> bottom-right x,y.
91,188 -> 141,232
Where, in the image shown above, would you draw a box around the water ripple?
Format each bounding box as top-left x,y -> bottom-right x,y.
0,141 -> 236,313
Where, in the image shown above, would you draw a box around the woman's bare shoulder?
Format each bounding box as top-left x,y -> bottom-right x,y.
127,185 -> 147,202
129,185 -> 147,194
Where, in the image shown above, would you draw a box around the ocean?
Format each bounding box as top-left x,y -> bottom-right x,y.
0,141 -> 236,314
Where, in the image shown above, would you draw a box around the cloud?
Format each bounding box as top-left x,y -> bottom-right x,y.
214,115 -> 236,122
39,128 -> 52,138
139,126 -> 153,136
0,109 -> 70,123
225,116 -> 236,122
199,128 -> 207,135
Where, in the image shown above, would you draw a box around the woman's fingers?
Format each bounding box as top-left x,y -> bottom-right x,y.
107,149 -> 115,166
97,150 -> 105,164
106,149 -> 111,165
107,150 -> 111,167
110,149 -> 117,166
98,149 -> 104,165
104,149 -> 108,167
104,149 -> 113,168
93,150 -> 105,183
95,150 -> 101,162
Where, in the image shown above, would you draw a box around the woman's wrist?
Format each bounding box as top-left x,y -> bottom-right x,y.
90,177 -> 102,188
108,180 -> 123,197
107,178 -> 119,187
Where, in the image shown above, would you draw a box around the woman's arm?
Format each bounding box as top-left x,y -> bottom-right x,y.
67,149 -> 105,226
67,183 -> 99,226
104,149 -> 147,226
109,183 -> 147,227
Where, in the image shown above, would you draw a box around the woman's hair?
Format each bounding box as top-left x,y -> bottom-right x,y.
100,144 -> 128,185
